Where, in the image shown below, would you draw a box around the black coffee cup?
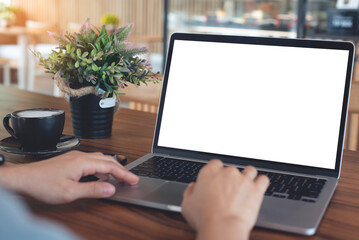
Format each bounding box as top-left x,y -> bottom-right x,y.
3,108 -> 65,151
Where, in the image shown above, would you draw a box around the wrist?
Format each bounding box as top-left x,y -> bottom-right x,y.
0,163 -> 27,193
197,217 -> 251,240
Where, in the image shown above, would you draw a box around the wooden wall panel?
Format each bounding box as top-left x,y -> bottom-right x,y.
77,0 -> 102,26
58,0 -> 79,31
10,0 -> 163,53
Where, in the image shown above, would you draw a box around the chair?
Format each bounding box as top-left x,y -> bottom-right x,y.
0,40 -> 21,88
26,20 -> 60,96
119,79 -> 162,113
0,57 -> 11,86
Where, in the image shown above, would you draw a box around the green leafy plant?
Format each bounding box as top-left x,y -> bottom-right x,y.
101,13 -> 120,26
32,19 -> 160,99
0,4 -> 17,21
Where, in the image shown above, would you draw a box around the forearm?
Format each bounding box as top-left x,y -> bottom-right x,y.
0,163 -> 27,193
196,218 -> 250,240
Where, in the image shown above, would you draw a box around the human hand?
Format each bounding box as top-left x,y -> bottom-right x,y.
0,151 -> 139,204
181,160 -> 269,240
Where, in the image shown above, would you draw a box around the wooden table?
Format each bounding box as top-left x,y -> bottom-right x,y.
1,86 -> 359,240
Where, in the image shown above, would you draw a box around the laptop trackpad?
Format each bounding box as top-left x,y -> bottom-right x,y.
111,176 -> 167,199
143,182 -> 188,206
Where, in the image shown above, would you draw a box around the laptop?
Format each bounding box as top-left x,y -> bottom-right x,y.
108,33 -> 354,235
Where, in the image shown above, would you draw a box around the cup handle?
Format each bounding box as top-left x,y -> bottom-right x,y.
3,114 -> 17,139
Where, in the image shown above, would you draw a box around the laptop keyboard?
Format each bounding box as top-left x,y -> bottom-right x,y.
130,156 -> 327,203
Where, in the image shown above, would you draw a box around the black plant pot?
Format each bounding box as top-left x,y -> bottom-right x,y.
69,94 -> 114,139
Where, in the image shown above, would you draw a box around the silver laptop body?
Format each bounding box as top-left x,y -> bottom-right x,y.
109,33 -> 354,236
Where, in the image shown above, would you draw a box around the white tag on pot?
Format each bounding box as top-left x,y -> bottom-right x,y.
96,88 -> 107,96
99,97 -> 116,108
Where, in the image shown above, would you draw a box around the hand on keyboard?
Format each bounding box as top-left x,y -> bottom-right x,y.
181,159 -> 269,240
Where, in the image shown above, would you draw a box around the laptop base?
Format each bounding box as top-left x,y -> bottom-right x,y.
108,153 -> 338,236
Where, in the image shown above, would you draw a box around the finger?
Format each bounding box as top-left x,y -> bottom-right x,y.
200,159 -> 223,174
254,175 -> 270,194
78,152 -> 121,168
241,165 -> 258,180
183,182 -> 196,200
196,159 -> 223,182
68,181 -> 116,201
83,159 -> 139,185
223,166 -> 240,175
196,159 -> 224,181
207,159 -> 224,168
87,152 -> 123,167
94,173 -> 110,181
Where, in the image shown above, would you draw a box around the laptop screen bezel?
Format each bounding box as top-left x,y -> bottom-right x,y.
152,33 -> 354,178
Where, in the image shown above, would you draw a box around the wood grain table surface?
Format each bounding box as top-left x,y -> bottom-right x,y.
0,85 -> 358,240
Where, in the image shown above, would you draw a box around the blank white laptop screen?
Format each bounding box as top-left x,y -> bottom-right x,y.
158,40 -> 349,169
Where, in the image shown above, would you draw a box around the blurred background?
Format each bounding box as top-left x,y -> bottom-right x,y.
1,0 -> 359,150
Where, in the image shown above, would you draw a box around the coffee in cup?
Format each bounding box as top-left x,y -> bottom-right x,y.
3,108 -> 65,151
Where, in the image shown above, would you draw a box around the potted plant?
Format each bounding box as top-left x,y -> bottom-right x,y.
32,19 -> 160,139
0,4 -> 16,28
101,13 -> 120,32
